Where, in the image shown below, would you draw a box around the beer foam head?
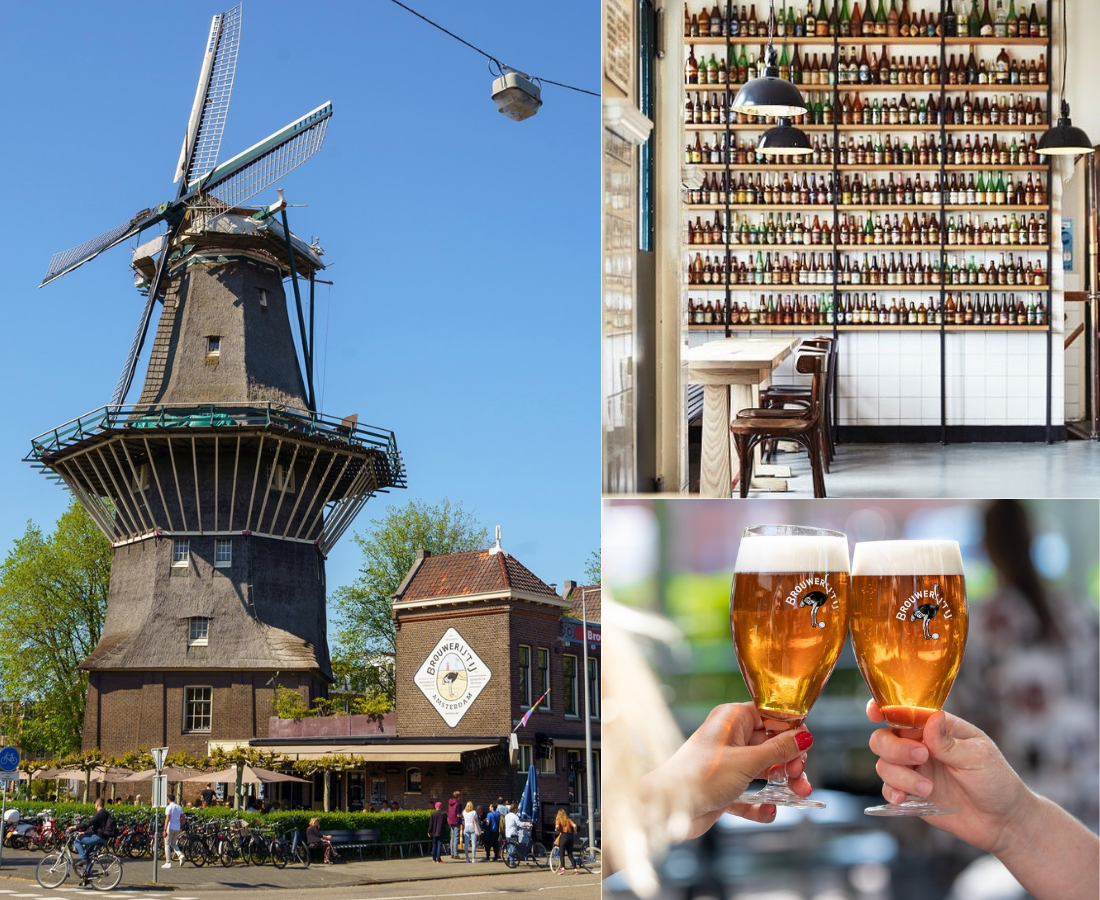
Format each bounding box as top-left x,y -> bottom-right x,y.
851,540 -> 964,577
734,529 -> 850,573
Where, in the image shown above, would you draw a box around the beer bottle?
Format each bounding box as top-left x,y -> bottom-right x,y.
710,3 -> 723,35
839,0 -> 851,35
887,0 -> 900,37
993,0 -> 1007,36
817,0 -> 830,36
980,0 -> 993,35
686,45 -> 699,84
944,0 -> 958,36
699,5 -> 711,35
851,1 -> 863,34
874,0 -> 887,35
967,0 -> 980,36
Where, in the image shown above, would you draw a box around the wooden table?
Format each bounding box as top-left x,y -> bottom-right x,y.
686,336 -> 800,498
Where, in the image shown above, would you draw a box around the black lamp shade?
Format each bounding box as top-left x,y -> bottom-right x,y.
1037,101 -> 1093,156
730,50 -> 807,118
758,119 -> 813,156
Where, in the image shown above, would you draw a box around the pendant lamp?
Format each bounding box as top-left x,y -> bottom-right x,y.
1037,0 -> 1092,155
730,0 -> 807,118
758,118 -> 813,156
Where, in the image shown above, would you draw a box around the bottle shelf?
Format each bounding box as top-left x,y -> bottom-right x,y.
685,122 -> 1047,131
684,37 -> 1049,47
692,163 -> 1049,172
688,204 -> 1047,212
685,283 -> 1050,291
687,323 -> 1049,331
685,244 -> 1051,251
685,82 -> 1047,92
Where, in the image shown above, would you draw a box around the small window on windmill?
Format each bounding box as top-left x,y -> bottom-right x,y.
188,616 -> 210,647
257,288 -> 268,308
214,539 -> 232,568
171,539 -> 190,576
206,336 -> 221,359
131,463 -> 150,492
267,463 -> 296,494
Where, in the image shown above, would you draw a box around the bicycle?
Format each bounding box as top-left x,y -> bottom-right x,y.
503,826 -> 548,869
549,835 -> 601,874
271,827 -> 310,868
36,828 -> 123,891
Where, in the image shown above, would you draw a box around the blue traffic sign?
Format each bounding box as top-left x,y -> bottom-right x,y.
0,747 -> 19,773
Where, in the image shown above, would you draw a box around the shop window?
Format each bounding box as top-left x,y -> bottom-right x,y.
371,779 -> 386,805
405,768 -> 422,794
517,745 -> 533,773
188,616 -> 209,647
563,655 -> 579,717
518,645 -> 531,707
183,686 -> 212,732
537,647 -> 551,709
588,657 -> 600,719
214,539 -> 232,567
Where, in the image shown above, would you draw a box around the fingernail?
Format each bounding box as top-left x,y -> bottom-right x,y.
916,780 -> 933,797
911,746 -> 928,763
761,804 -> 776,823
796,730 -> 814,751
939,715 -> 948,737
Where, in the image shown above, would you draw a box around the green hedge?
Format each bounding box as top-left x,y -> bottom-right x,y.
6,802 -> 429,842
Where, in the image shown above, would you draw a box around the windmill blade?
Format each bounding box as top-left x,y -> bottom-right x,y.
188,102 -> 332,210
109,287 -> 158,408
174,3 -> 242,189
41,208 -> 160,287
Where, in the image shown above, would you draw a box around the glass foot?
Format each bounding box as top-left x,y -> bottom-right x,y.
736,785 -> 825,808
864,795 -> 959,816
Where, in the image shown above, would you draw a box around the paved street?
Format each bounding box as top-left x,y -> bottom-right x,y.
0,847 -> 600,899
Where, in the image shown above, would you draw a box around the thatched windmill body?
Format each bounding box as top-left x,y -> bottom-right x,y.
27,4 -> 405,756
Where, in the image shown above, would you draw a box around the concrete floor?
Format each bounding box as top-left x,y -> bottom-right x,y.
744,441 -> 1100,498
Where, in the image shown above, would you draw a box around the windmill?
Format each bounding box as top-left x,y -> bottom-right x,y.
27,4 -> 405,757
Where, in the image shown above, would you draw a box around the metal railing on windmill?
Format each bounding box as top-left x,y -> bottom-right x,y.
30,1 -> 405,552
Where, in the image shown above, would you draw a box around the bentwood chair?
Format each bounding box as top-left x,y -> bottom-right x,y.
758,336 -> 836,472
730,353 -> 827,498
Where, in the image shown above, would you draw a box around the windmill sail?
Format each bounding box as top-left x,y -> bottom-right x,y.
41,209 -> 158,287
174,3 -> 242,187
189,102 -> 332,210
109,288 -> 159,408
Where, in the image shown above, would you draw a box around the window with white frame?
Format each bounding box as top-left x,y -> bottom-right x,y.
188,616 -> 209,646
214,539 -> 232,567
539,746 -> 556,775
267,463 -> 296,493
172,539 -> 190,566
370,779 -> 386,805
183,686 -> 213,732
206,336 -> 221,358
563,655 -> 579,717
517,744 -> 533,773
588,657 -> 600,719
257,287 -> 268,308
518,645 -> 531,707
537,647 -> 551,709
405,768 -> 422,794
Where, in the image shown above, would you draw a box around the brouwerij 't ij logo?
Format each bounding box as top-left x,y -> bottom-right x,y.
897,583 -> 948,640
784,577 -> 838,629
414,627 -> 492,727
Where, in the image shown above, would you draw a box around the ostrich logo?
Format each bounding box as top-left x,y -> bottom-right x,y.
910,585 -> 942,640
436,652 -> 468,700
799,590 -> 828,629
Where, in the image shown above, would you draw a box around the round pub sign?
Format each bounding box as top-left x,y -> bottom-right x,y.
414,627 -> 492,727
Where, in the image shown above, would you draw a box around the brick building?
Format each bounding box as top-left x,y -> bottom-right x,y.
239,540 -> 601,833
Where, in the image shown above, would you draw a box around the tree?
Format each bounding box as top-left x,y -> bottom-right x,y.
584,550 -> 601,585
0,500 -> 111,757
330,499 -> 487,706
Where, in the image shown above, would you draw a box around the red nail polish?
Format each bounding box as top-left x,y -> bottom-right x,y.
796,730 -> 814,751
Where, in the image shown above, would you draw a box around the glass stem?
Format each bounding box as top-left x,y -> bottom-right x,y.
764,728 -> 792,791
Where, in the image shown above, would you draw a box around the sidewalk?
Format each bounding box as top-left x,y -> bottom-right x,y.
0,847 -> 540,891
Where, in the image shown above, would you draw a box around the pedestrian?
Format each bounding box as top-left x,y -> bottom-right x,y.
447,790 -> 462,858
200,783 -> 216,805
161,793 -> 184,869
390,800 -> 399,812
554,809 -> 580,874
504,802 -> 521,845
462,801 -> 481,862
427,801 -> 448,863
483,802 -> 501,861
306,817 -> 338,864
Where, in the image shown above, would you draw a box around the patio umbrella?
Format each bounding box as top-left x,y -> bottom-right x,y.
183,765 -> 307,784
123,766 -> 200,782
518,764 -> 540,824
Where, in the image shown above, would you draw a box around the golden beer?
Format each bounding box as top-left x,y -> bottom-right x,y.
851,541 -> 968,740
731,570 -> 851,726
732,528 -> 851,728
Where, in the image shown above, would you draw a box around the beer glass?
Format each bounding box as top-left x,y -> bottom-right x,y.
731,525 -> 850,808
851,539 -> 968,816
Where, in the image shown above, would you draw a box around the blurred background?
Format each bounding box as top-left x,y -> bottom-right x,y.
603,499 -> 1100,900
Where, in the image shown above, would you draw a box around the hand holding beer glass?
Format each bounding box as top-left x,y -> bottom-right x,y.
731,525 -> 850,808
851,540 -> 968,816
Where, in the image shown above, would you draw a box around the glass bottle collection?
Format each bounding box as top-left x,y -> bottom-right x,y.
688,291 -> 1047,327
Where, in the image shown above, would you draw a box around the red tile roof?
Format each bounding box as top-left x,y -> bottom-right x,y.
566,585 -> 601,623
393,549 -> 560,603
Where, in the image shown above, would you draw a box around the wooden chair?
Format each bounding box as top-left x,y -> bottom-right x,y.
758,336 -> 836,472
730,353 -> 827,498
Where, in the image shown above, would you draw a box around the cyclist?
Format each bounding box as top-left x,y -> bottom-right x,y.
75,799 -> 113,861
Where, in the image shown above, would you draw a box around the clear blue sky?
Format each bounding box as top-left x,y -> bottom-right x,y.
0,1 -> 597,596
